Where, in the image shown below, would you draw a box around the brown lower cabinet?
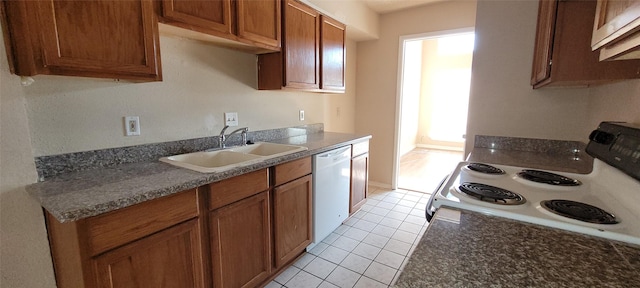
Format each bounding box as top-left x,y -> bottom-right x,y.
350,153 -> 368,214
46,159 -> 314,288
273,174 -> 313,269
94,219 -> 205,288
46,188 -> 207,288
210,191 -> 272,288
350,140 -> 369,214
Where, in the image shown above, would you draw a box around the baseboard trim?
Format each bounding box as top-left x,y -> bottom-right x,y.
415,144 -> 464,152
369,181 -> 392,190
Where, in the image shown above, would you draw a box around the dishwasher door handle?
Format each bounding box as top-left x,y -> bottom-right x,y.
318,146 -> 351,158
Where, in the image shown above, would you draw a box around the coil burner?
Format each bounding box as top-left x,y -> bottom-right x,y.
517,170 -> 581,186
458,182 -> 525,205
465,163 -> 506,175
541,200 -> 618,224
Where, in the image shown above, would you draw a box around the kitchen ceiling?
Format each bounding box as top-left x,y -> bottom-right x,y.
360,0 -> 448,14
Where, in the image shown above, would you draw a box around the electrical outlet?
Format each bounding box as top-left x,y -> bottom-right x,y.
299,110 -> 305,121
225,112 -> 239,126
124,116 -> 140,136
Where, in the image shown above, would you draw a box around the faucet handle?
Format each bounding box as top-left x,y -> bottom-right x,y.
219,125 -> 230,135
241,128 -> 248,145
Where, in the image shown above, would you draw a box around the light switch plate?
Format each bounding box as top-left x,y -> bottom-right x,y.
225,112 -> 239,126
299,110 -> 305,121
124,116 -> 140,136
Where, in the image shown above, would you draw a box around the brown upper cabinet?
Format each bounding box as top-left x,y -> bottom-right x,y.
531,0 -> 640,88
321,15 -> 346,92
159,0 -> 281,53
258,0 -> 346,93
1,0 -> 162,81
591,0 -> 640,60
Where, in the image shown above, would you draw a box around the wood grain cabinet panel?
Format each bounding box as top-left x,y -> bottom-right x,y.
530,0 -> 640,88
257,0 -> 346,93
237,0 -> 281,48
45,188 -> 206,288
208,168 -> 269,210
591,0 -> 640,60
320,15 -> 346,92
350,144 -> 368,214
273,156 -> 312,186
94,219 -> 205,288
85,188 -> 199,255
2,0 -> 162,81
273,174 -> 312,268
282,0 -> 320,89
162,0 -> 232,36
160,0 -> 280,52
210,191 -> 271,288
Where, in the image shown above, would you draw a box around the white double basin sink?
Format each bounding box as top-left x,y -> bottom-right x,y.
159,142 -> 308,173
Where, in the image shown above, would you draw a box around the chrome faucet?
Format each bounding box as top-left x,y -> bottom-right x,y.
218,125 -> 249,148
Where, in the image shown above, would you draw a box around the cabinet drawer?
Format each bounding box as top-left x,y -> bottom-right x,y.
84,188 -> 199,256
273,157 -> 312,186
352,141 -> 369,157
209,169 -> 269,210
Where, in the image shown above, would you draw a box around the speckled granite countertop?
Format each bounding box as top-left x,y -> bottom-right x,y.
395,208 -> 640,288
27,132 -> 371,223
468,135 -> 594,174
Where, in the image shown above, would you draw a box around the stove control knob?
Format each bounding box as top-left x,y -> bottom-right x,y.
589,130 -> 615,145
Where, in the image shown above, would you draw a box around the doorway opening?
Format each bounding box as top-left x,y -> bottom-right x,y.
393,28 -> 475,193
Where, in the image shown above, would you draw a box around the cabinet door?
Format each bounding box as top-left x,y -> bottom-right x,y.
237,0 -> 281,49
283,0 -> 320,89
530,0 -> 557,86
320,15 -> 346,92
210,191 -> 271,288
273,174 -> 313,268
93,219 -> 205,288
591,0 -> 640,60
591,0 -> 640,49
531,0 -> 640,88
162,0 -> 232,36
350,153 -> 368,214
34,0 -> 161,80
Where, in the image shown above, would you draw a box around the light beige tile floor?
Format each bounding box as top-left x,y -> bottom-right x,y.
267,187 -> 432,288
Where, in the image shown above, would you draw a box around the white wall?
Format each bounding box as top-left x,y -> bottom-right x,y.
465,0 -> 639,155
21,35 -> 358,156
306,0 -> 379,41
356,1 -> 478,187
398,40 -> 423,156
324,39 -> 358,133
586,80 -> 640,128
0,30 -> 57,287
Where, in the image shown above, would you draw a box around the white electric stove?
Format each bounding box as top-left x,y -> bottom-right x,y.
426,122 -> 640,246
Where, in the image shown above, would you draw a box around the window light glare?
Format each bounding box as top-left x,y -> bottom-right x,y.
437,34 -> 475,55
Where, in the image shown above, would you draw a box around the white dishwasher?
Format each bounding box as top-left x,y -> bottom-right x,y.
308,145 -> 352,250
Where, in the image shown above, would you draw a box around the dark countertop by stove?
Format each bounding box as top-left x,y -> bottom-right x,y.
395,208 -> 640,288
468,135 -> 594,174
27,132 -> 371,223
